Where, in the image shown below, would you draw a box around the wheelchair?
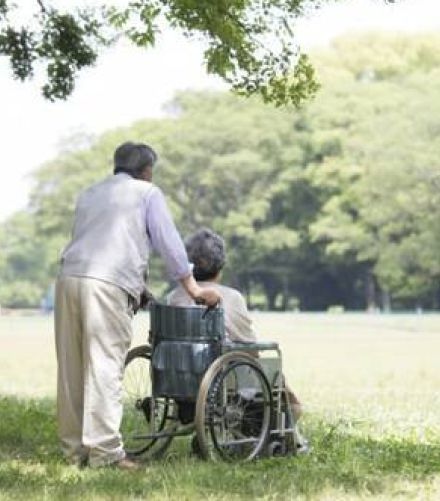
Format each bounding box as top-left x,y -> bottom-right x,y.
121,302 -> 299,461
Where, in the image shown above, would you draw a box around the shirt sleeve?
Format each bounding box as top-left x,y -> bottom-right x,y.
146,188 -> 192,281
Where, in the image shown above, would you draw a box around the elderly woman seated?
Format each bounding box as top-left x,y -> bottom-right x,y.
168,228 -> 308,451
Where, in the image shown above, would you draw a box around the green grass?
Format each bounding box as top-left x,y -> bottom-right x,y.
0,312 -> 439,500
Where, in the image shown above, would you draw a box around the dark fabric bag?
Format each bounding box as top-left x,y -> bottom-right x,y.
150,303 -> 224,400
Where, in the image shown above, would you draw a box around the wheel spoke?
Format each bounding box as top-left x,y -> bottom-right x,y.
121,346 -> 175,458
196,353 -> 272,462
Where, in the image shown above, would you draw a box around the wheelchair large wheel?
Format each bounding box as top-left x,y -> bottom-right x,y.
195,352 -> 272,461
121,344 -> 176,458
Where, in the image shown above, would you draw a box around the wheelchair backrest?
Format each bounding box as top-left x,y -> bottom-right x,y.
150,303 -> 225,400
150,302 -> 225,343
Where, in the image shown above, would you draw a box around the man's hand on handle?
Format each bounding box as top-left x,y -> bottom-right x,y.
194,288 -> 221,308
180,274 -> 221,307
139,289 -> 154,310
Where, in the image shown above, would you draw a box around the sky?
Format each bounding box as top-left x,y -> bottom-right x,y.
1,0 -> 440,221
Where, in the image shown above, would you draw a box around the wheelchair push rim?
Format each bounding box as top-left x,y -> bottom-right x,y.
195,351 -> 272,462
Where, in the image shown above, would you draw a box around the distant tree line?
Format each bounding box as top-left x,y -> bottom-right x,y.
1,33 -> 439,311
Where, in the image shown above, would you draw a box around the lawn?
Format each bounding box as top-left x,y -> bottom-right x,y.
0,312 -> 439,500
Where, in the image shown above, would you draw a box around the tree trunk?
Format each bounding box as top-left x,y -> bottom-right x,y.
365,270 -> 377,312
244,274 -> 252,310
381,288 -> 391,312
261,274 -> 281,311
281,276 -> 290,311
432,285 -> 440,310
267,290 -> 278,311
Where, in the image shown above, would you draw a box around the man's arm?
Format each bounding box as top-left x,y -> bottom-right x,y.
146,188 -> 220,306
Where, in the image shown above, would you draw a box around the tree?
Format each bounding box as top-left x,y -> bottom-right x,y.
0,212 -> 53,307
2,32 -> 439,311
308,33 -> 440,308
0,0 -> 392,105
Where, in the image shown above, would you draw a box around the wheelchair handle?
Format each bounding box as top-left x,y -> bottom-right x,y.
138,289 -> 156,312
195,297 -> 220,319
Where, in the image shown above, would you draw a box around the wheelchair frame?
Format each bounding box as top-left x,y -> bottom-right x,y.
121,303 -> 298,461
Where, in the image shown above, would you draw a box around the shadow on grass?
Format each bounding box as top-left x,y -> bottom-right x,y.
0,395 -> 439,500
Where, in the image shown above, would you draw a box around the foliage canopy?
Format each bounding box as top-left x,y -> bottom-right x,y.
0,0 -> 392,105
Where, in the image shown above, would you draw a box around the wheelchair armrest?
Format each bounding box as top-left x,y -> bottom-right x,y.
223,341 -> 279,352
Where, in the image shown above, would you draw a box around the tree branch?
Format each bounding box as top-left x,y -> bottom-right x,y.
36,0 -> 47,14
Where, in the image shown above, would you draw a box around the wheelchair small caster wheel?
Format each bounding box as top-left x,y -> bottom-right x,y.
191,435 -> 203,458
267,440 -> 285,457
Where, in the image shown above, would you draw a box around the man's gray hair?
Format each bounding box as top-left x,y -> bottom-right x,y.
185,228 -> 226,281
113,141 -> 157,177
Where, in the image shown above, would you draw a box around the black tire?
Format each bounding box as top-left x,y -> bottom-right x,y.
121,344 -> 175,458
195,352 -> 272,461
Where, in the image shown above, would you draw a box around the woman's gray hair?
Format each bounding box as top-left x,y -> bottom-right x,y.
185,228 -> 226,281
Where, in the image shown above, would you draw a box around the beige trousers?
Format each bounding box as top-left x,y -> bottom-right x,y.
55,275 -> 134,466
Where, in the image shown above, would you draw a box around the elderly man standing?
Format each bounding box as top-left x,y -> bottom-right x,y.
55,142 -> 220,470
